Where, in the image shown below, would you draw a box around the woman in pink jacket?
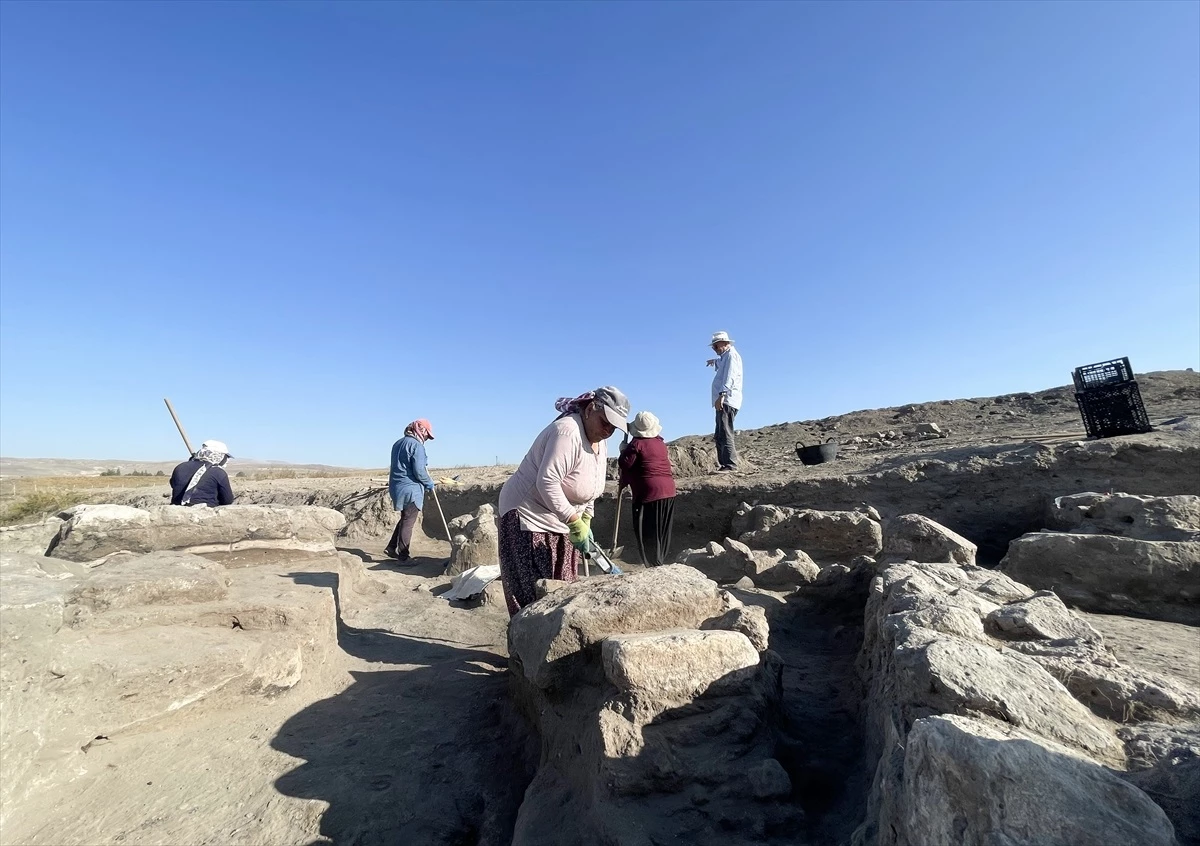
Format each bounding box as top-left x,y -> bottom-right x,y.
497,386 -> 631,616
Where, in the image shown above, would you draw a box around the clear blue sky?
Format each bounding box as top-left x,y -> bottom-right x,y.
1,1 -> 1197,468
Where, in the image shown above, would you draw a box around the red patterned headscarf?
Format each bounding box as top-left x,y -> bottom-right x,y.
405,419 -> 434,442
554,391 -> 596,416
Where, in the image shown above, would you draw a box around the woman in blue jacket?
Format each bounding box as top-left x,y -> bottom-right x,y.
386,419 -> 436,562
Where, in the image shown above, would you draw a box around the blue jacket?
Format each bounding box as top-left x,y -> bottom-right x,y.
389,435 -> 434,511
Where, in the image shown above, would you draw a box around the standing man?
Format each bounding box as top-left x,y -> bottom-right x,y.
706,331 -> 743,472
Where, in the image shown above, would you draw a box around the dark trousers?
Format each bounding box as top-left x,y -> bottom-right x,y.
386,503 -> 421,560
632,497 -> 675,567
715,406 -> 739,469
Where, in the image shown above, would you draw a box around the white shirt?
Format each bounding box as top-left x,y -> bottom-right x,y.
498,413 -> 607,534
711,346 -> 744,410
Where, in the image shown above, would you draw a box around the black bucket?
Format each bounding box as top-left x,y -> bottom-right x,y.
796,438 -> 839,466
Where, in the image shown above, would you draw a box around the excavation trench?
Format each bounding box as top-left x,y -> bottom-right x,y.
93,432 -> 1195,844
261,560 -> 873,846
753,585 -> 873,844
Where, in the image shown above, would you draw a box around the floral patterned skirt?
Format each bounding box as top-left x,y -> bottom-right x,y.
497,509 -> 580,616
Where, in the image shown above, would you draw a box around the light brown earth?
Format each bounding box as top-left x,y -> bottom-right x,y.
2,370 -> 1198,845
3,533 -> 539,846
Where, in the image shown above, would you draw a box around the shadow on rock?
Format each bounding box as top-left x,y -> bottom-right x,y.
272,572 -> 535,846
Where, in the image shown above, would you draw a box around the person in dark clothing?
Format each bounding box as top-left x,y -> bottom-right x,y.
617,411 -> 677,567
169,440 -> 235,507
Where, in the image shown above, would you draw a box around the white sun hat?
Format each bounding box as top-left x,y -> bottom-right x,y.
201,439 -> 232,457
629,411 -> 663,439
709,331 -> 735,345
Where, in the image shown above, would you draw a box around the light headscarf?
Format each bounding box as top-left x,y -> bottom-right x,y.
193,445 -> 228,466
181,446 -> 228,505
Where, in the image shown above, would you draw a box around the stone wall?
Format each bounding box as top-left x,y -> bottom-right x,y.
506,565 -> 796,845
855,559 -> 1197,845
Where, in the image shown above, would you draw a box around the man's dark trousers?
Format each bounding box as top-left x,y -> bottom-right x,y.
715,406 -> 739,469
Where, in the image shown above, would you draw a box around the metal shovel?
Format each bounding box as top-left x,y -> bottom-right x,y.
584,538 -> 623,576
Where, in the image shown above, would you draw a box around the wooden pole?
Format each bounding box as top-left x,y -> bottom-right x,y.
429,486 -> 453,544
163,398 -> 195,456
610,487 -> 625,555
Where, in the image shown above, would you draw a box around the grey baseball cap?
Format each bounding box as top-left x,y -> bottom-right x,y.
593,386 -> 631,433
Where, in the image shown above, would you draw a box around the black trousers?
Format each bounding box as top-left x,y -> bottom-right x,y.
715,406 -> 739,469
632,497 -> 675,567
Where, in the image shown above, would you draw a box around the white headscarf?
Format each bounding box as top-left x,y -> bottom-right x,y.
181,445 -> 228,505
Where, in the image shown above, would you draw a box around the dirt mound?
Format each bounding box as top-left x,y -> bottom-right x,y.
669,369 -> 1200,479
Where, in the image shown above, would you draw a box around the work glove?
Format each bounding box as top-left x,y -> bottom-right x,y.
567,516 -> 592,553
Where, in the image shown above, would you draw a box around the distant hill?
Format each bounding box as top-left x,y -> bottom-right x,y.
0,456 -> 370,479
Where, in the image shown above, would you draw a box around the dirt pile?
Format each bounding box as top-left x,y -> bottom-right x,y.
670,369 -> 1200,477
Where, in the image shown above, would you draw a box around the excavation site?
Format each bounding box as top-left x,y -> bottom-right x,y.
2,371 -> 1198,846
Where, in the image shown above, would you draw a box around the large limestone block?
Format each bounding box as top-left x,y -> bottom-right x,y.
674,539 -> 754,584
509,564 -> 726,689
0,517 -> 65,555
1121,722 -> 1200,772
889,601 -> 989,645
900,715 -> 1176,846
701,603 -> 770,652
896,636 -> 1123,761
1027,648 -> 1200,722
1048,492 -> 1200,541
722,538 -> 783,577
447,504 -> 498,577
0,554 -> 339,830
601,629 -> 759,700
48,505 -> 153,560
883,514 -> 977,565
0,550 -> 87,579
48,504 -> 347,562
986,590 -> 1103,642
1120,723 -> 1200,845
1001,532 -> 1200,624
66,551 -> 229,614
757,556 -> 821,589
731,502 -> 783,538
737,506 -> 882,559
0,553 -> 70,655
44,625 -> 310,738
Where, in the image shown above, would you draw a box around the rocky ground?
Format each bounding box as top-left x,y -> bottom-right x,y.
1,530 -> 536,846
1,370 -> 1198,846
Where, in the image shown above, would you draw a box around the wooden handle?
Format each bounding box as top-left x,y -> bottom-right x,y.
164,398 -> 195,456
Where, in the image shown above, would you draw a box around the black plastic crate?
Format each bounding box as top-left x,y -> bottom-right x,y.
1072,357 -> 1134,392
1075,380 -> 1152,438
